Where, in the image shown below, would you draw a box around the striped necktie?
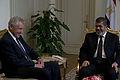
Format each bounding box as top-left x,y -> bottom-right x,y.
16,38 -> 32,61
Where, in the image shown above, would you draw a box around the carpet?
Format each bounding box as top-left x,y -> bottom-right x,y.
65,67 -> 77,80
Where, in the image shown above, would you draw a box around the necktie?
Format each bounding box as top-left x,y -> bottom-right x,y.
96,36 -> 103,63
16,38 -> 32,61
16,39 -> 26,53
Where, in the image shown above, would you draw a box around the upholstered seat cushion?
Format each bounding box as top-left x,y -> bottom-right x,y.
0,73 -> 38,80
3,78 -> 38,80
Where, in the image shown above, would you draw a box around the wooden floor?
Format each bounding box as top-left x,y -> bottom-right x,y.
60,54 -> 78,78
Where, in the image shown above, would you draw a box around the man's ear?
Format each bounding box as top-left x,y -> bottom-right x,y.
105,25 -> 109,29
9,24 -> 14,30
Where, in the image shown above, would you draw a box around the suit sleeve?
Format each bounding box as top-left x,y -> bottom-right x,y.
114,36 -> 120,66
1,38 -> 35,67
79,34 -> 89,65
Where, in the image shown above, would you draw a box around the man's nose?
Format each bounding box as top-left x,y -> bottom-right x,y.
20,30 -> 23,33
96,27 -> 100,29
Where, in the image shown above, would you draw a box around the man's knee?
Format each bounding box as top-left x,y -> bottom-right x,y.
45,61 -> 60,69
50,61 -> 59,67
41,69 -> 52,80
79,65 -> 95,79
80,65 -> 95,74
104,68 -> 117,80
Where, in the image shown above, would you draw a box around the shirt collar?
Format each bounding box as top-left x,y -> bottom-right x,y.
102,31 -> 107,38
8,30 -> 17,41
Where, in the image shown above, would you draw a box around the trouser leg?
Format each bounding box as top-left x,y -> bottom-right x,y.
44,61 -> 61,80
95,63 -> 117,80
5,61 -> 61,80
104,67 -> 117,80
10,67 -> 52,80
79,64 -> 95,80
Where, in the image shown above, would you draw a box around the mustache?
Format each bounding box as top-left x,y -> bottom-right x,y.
17,33 -> 22,35
96,29 -> 103,31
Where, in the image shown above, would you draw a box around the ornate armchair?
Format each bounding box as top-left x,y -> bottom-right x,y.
76,27 -> 120,79
0,29 -> 37,80
0,29 -> 7,73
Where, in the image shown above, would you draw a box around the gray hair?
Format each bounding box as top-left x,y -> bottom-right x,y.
8,16 -> 24,28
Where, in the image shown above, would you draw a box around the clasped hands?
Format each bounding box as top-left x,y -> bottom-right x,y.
35,59 -> 44,68
82,60 -> 118,72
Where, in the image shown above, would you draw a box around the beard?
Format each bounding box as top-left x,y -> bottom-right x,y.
96,29 -> 105,36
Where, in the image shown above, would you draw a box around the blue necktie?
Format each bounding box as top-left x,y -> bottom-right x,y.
16,38 -> 32,61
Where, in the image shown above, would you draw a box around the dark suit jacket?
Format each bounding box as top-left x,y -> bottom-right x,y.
79,32 -> 120,66
0,31 -> 40,74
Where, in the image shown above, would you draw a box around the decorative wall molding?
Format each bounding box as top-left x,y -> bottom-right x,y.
56,0 -> 95,54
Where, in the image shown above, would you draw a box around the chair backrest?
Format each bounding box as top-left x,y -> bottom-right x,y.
84,27 -> 120,36
0,29 -> 7,38
0,29 -> 7,73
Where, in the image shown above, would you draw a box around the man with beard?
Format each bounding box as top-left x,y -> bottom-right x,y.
79,17 -> 120,80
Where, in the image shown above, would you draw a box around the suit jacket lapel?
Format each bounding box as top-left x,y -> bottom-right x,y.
6,31 -> 20,48
104,32 -> 111,58
18,37 -> 29,55
93,34 -> 98,55
6,32 -> 26,56
89,32 -> 98,56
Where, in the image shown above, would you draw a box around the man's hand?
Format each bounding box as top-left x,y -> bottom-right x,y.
35,64 -> 44,68
35,59 -> 44,68
112,62 -> 118,73
38,59 -> 44,65
82,60 -> 90,67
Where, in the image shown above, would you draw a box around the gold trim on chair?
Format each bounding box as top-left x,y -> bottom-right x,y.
106,27 -> 120,34
85,27 -> 120,35
0,29 -> 7,37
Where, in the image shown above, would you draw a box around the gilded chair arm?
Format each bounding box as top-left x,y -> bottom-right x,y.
76,58 -> 80,76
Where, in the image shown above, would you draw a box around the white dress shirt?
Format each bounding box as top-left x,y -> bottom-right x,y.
94,32 -> 107,58
8,30 -> 26,52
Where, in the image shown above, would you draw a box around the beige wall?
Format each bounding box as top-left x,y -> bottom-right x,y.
0,0 -> 120,54
117,0 -> 120,30
0,0 -> 10,30
95,0 -> 107,19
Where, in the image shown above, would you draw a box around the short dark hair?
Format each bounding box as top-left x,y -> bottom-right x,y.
96,17 -> 107,26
